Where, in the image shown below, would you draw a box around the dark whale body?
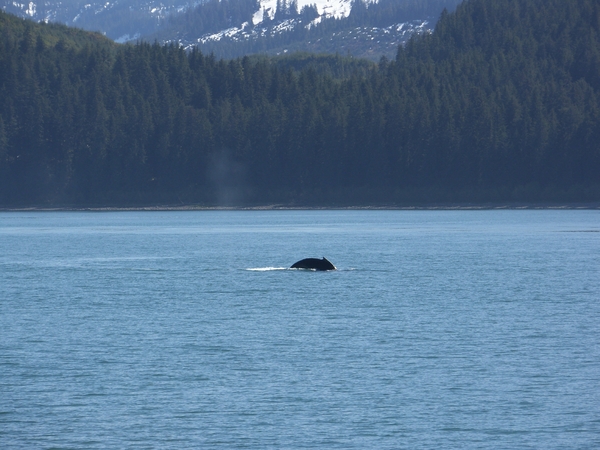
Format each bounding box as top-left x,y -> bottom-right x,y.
291,257 -> 336,271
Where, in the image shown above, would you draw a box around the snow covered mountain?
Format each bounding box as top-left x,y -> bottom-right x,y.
1,0 -> 461,59
1,0 -> 190,42
1,0 -> 358,38
254,0 -> 355,24
2,0 -> 357,31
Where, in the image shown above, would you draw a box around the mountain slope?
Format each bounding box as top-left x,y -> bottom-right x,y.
385,0 -> 600,192
0,0 -> 189,41
0,7 -> 115,49
1,0 -> 599,206
151,0 -> 462,59
2,0 -> 461,59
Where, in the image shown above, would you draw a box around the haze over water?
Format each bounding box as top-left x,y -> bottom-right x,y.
1,210 -> 599,448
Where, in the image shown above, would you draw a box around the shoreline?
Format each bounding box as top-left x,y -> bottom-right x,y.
2,203 -> 600,211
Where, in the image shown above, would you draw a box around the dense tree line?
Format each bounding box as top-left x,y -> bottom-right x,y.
256,52 -> 376,79
387,0 -> 600,194
1,0 -> 599,206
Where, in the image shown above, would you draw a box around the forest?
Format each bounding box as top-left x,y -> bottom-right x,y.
0,0 -> 599,206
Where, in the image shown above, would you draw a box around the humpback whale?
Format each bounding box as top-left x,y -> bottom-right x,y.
291,257 -> 336,271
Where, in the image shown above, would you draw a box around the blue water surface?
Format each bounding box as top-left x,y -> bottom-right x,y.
1,210 -> 599,449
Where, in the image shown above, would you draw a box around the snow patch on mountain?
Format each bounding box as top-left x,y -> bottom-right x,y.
190,17 -> 431,57
115,32 -> 141,43
252,0 -> 374,25
192,0 -> 381,47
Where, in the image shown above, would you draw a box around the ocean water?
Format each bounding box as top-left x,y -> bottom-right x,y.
1,210 -> 599,449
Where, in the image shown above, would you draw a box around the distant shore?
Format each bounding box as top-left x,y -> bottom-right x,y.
2,203 -> 600,211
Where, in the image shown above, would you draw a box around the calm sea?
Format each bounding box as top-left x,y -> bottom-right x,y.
1,210 -> 599,449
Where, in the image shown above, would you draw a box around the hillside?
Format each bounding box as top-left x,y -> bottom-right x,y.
0,9 -> 115,50
0,0 -> 188,41
1,0 -> 599,206
150,0 -> 462,59
2,0 -> 461,59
